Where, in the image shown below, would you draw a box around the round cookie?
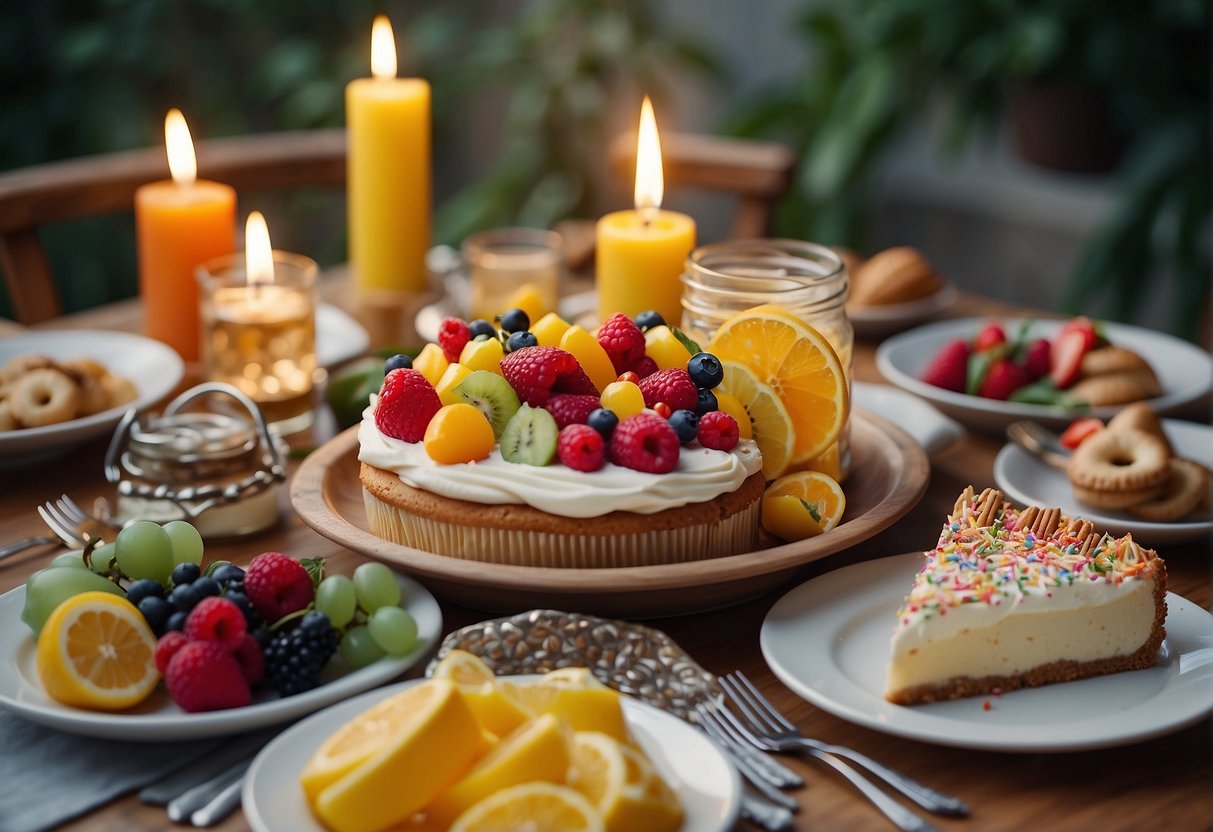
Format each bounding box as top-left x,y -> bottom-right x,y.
8,368 -> 81,427
1127,459 -> 1211,522
1072,481 -> 1166,511
1080,346 -> 1155,377
1066,427 -> 1171,492
0,354 -> 54,384
0,399 -> 17,431
1106,402 -> 1173,455
1069,371 -> 1163,407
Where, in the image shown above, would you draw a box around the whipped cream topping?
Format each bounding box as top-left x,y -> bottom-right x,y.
358,405 -> 763,518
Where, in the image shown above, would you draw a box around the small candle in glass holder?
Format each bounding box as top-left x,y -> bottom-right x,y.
197,212 -> 318,434
463,227 -> 562,322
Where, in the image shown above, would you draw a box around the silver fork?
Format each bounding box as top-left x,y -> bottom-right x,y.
37,494 -> 114,548
721,672 -> 969,817
698,700 -> 937,832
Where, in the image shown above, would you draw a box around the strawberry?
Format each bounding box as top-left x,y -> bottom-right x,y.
1022,338 -> 1052,380
638,368 -> 698,412
596,313 -> 647,374
630,356 -> 659,379
978,358 -> 1031,400
544,394 -> 600,429
1059,317 -> 1099,352
437,317 -> 471,363
1049,329 -> 1090,389
557,424 -> 607,472
500,346 -> 597,406
920,339 -> 970,393
608,413 -> 681,473
973,323 -> 1007,352
164,640 -> 251,713
1059,417 -> 1104,449
375,368 -> 441,442
243,552 -> 314,623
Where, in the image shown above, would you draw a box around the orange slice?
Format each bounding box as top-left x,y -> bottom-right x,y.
762,471 -> 847,541
35,591 -> 158,711
718,360 -> 795,479
708,304 -> 848,464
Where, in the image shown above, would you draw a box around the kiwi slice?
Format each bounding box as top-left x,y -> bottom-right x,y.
499,404 -> 558,466
453,371 -> 521,439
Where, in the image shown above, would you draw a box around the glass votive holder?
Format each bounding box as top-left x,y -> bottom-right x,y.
462,227 -> 562,322
197,251 -> 318,435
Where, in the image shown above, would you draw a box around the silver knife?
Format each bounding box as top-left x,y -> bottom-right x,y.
166,759 -> 252,823
191,773 -> 247,827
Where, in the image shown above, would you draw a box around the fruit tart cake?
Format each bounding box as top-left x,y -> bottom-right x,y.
885,486 -> 1167,705
357,309 -> 764,568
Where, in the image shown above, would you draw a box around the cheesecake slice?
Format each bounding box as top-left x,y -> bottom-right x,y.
885,487 -> 1167,706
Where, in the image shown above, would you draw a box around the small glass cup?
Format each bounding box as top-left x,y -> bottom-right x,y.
462,227 -> 562,322
196,251 -> 318,435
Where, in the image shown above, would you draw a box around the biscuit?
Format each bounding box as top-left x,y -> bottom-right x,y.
1127,459 -> 1211,522
1067,428 -> 1171,492
1072,481 -> 1167,510
1106,402 -> 1173,455
849,246 -> 942,306
1069,371 -> 1162,407
1080,346 -> 1155,377
8,368 -> 81,427
0,354 -> 54,384
0,399 -> 16,431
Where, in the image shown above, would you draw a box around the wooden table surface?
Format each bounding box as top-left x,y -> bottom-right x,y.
1,291 -> 1210,832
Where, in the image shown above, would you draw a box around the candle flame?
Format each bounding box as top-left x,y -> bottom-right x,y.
371,15 -> 397,79
164,108 -> 197,186
634,96 -> 663,221
245,212 -> 274,288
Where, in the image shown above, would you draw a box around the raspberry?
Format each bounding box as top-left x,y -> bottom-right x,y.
638,368 -> 698,412
375,368 -> 441,442
154,631 -> 189,674
243,552 -> 315,623
500,346 -> 598,406
697,411 -> 740,451
596,313 -> 647,374
544,394 -> 601,429
184,597 -> 247,649
608,413 -> 681,474
558,424 -> 606,472
630,356 -> 659,379
438,317 -> 471,363
233,631 -> 265,686
164,640 -> 251,713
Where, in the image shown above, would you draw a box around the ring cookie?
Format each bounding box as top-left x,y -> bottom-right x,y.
1106,402 -> 1173,455
1066,428 -> 1170,492
0,353 -> 138,432
1071,481 -> 1165,511
1127,459 -> 1210,522
8,367 -> 81,427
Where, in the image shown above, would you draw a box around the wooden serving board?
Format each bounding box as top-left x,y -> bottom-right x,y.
290,409 -> 929,617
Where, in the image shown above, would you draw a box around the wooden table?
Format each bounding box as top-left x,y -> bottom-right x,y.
1,292 -> 1209,832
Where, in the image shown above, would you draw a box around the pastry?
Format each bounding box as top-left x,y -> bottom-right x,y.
848,246 -> 942,307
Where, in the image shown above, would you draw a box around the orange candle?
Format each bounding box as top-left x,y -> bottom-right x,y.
135,109 -> 235,362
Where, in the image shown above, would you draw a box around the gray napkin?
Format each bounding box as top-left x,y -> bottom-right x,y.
0,710 -> 223,832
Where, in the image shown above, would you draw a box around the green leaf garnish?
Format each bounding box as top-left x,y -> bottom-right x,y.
671,327 -> 703,357
965,351 -> 992,395
799,498 -> 822,523
299,556 -> 327,588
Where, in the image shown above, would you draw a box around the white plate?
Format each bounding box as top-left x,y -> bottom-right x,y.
849,284 -> 958,339
244,676 -> 741,832
0,330 -> 184,467
761,553 -> 1213,752
316,303 -> 370,369
875,317 -> 1212,432
995,418 -> 1212,546
0,572 -> 442,741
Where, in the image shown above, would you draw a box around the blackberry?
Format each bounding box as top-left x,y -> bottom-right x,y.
263,612 -> 340,697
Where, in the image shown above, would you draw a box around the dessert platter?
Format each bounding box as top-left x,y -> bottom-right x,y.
876,315 -> 1212,431
760,487 -> 1213,752
842,245 -> 958,339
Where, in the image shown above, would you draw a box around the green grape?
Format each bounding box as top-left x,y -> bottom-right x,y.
20,567 -> 123,636
339,625 -> 387,669
163,520 -> 204,566
50,552 -> 88,569
114,521 -> 174,583
316,575 -> 357,629
353,562 -> 401,612
367,606 -> 418,657
87,542 -> 117,574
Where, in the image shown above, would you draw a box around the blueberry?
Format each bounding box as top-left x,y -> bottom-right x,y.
384,353 -> 413,373
192,576 -> 220,599
226,591 -> 262,628
468,319 -> 497,340
669,409 -> 700,444
210,564 -> 245,586
126,578 -> 165,607
166,610 -> 188,632
587,408 -> 619,440
506,331 -> 539,353
687,352 -> 724,389
635,310 -> 665,331
137,596 -> 172,633
499,308 -> 530,333
168,583 -> 201,612
170,562 -> 201,586
696,388 -> 719,415
301,610 -> 332,635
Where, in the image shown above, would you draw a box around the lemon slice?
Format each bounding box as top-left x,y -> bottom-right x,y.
718,360 -> 796,479
762,470 -> 847,541
450,782 -> 604,832
503,678 -> 630,743
571,732 -> 683,832
709,304 -> 848,464
35,591 -> 158,711
432,650 -> 532,738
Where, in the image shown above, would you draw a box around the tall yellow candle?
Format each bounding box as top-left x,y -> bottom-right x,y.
135,109 -> 235,362
596,97 -> 696,324
346,15 -> 431,295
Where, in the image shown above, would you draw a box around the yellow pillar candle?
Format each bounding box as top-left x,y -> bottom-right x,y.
135,109 -> 235,362
596,97 -> 696,324
346,15 -> 431,295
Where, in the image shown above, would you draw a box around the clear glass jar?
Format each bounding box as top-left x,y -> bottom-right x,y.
679,239 -> 853,477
